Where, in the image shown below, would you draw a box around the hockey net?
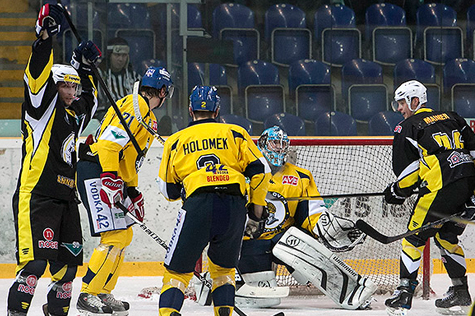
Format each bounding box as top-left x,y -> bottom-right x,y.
271,137 -> 431,296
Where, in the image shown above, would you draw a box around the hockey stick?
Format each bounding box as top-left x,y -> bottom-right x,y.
57,0 -> 145,159
115,202 -> 285,316
355,212 -> 462,244
282,192 -> 385,201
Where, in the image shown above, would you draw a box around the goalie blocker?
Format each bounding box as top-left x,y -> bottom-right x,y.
273,227 -> 377,310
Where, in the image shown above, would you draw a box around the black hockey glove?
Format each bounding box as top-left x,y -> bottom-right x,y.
244,204 -> 269,239
35,4 -> 63,38
71,41 -> 102,74
384,182 -> 406,205
461,195 -> 475,221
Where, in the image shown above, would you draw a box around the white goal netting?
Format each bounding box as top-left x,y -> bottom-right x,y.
272,137 -> 430,295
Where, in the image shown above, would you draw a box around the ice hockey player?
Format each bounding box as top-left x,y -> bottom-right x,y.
75,66 -> 174,315
384,80 -> 475,316
7,3 -> 101,316
157,85 -> 271,316
196,126 -> 377,310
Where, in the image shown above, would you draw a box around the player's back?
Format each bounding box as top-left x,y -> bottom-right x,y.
162,119 -> 261,198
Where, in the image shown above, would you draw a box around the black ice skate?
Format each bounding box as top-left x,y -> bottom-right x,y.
77,293 -> 113,315
98,294 -> 130,316
435,277 -> 472,315
385,279 -> 418,316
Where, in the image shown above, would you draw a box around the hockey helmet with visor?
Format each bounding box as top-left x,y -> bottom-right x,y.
189,85 -> 221,112
141,66 -> 174,99
51,64 -> 81,95
258,126 -> 290,167
392,80 -> 427,112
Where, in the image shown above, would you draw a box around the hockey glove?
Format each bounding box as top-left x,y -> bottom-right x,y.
384,182 -> 406,205
461,195 -> 475,221
71,41 -> 102,74
245,204 -> 269,239
35,4 -> 63,38
127,187 -> 145,222
99,172 -> 124,208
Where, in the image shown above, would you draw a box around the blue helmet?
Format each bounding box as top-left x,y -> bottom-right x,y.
141,66 -> 174,99
189,85 -> 220,112
257,126 -> 290,167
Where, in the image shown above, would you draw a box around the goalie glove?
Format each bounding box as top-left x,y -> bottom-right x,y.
384,182 -> 406,205
35,4 -> 63,38
99,172 -> 124,208
127,187 -> 145,222
245,204 -> 269,239
314,211 -> 365,252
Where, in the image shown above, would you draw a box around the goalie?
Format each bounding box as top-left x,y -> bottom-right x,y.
196,126 -> 376,310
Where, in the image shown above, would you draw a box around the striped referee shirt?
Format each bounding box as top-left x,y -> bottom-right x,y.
97,67 -> 141,113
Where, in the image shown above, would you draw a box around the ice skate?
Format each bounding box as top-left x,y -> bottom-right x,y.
98,294 -> 130,316
435,283 -> 471,315
385,279 -> 418,316
77,293 -> 113,315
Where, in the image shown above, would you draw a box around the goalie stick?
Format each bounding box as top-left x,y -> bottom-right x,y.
115,202 -> 285,316
356,212 -> 462,244
57,0 -> 146,160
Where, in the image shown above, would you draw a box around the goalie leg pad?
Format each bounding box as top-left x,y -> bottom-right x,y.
273,227 -> 377,310
236,271 -> 282,308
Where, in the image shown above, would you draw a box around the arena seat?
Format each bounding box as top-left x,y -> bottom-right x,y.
107,3 -> 151,38
209,64 -> 232,115
393,59 -> 440,110
365,3 -> 412,65
468,5 -> 475,59
115,29 -> 156,73
212,3 -> 259,65
238,60 -> 285,123
314,111 -> 357,136
219,114 -> 253,135
265,4 -> 311,66
342,59 -> 387,122
288,59 -> 335,122
314,4 -> 360,67
417,3 -> 462,65
368,111 -> 403,136
443,59 -> 475,117
264,113 -> 306,136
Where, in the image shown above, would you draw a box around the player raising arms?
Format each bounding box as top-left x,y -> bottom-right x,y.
383,80 -> 475,316
238,126 -> 375,310
7,3 -> 101,316
157,85 -> 271,316
75,66 -> 174,315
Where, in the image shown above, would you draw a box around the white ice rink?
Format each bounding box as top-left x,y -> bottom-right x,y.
1,274 -> 474,316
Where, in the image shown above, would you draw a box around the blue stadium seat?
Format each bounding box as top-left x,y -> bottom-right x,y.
188,63 -> 205,93
238,60 -> 285,122
443,59 -> 475,117
314,4 -> 361,67
264,113 -> 306,136
468,5 -> 475,59
265,4 -> 311,66
365,3 -> 412,65
0,119 -> 21,137
209,64 -> 233,115
342,59 -> 387,121
417,3 -> 462,65
394,59 -> 440,110
219,114 -> 253,135
314,111 -> 357,136
288,59 -> 335,122
115,29 -> 156,74
368,111 -> 404,136
213,3 -> 259,66
107,3 -> 151,38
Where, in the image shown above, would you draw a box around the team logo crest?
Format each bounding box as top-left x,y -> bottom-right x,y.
61,132 -> 76,167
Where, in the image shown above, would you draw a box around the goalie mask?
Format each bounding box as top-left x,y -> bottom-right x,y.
258,126 -> 290,167
392,80 -> 427,112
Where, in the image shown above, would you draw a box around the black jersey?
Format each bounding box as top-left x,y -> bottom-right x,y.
16,37 -> 97,201
393,108 -> 475,194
